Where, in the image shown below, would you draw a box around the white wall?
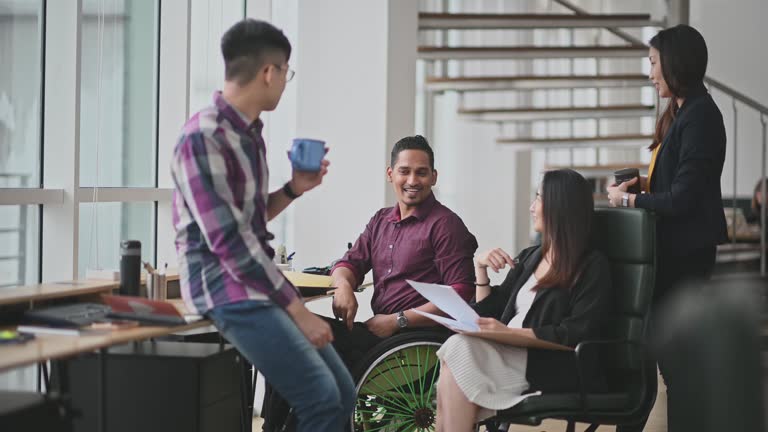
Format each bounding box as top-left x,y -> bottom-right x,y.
691,0 -> 768,198
284,0 -> 418,273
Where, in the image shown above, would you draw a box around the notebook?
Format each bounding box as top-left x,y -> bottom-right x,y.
23,303 -> 111,328
102,294 -> 189,326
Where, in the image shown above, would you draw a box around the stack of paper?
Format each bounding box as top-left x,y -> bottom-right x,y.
406,280 -> 571,351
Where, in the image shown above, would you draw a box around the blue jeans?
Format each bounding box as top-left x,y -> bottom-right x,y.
207,300 -> 356,432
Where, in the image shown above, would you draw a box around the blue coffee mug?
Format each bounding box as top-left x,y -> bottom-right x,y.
290,138 -> 326,172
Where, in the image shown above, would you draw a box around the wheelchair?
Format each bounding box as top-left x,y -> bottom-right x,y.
350,329 -> 450,432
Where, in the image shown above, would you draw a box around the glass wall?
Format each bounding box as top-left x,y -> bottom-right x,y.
189,0 -> 244,113
78,202 -> 155,278
0,0 -> 43,287
0,205 -> 39,287
79,0 -> 158,188
0,0 -> 42,187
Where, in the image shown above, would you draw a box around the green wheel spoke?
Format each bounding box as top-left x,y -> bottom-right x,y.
362,418 -> 414,432
363,362 -> 417,411
358,370 -> 417,414
416,346 -> 432,407
415,346 -> 424,407
424,357 -> 441,408
377,356 -> 420,409
379,351 -> 417,410
357,409 -> 413,418
356,388 -> 414,416
353,342 -> 442,432
396,349 -> 420,408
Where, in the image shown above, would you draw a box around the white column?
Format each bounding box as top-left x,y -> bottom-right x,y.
42,0 -> 82,281
289,0 -> 418,271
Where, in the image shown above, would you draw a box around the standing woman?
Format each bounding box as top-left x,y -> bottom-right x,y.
607,24 -> 727,301
606,24 -> 727,430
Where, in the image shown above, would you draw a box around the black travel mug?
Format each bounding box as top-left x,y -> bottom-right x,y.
119,240 -> 141,296
614,168 -> 641,194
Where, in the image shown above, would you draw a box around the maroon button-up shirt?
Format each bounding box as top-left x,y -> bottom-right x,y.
333,193 -> 478,315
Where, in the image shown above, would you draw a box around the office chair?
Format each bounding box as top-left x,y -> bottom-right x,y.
483,208 -> 658,432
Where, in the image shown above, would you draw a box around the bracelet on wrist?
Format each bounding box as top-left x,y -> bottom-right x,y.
475,281 -> 491,287
283,182 -> 302,199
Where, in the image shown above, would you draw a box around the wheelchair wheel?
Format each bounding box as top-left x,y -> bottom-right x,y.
351,331 -> 448,432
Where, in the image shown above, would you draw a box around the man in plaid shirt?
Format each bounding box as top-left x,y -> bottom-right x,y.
171,19 -> 354,432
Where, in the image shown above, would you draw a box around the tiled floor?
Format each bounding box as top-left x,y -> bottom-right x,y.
251,372 -> 668,432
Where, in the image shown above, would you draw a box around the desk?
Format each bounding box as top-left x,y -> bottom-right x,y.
0,281 -> 333,431
0,283 -> 212,432
0,320 -> 210,373
0,280 -> 118,307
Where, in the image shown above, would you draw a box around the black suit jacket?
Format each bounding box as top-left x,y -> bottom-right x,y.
472,245 -> 612,392
634,83 -> 728,258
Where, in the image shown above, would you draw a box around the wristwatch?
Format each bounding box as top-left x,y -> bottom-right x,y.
621,193 -> 629,208
396,311 -> 409,329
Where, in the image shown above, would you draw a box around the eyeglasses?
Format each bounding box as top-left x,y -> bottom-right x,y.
273,64 -> 295,82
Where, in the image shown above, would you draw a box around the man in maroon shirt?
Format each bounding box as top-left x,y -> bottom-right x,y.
263,135 -> 478,430
329,135 -> 478,368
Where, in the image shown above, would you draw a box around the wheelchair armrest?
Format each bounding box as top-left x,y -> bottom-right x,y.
355,282 -> 374,293
572,339 -> 647,414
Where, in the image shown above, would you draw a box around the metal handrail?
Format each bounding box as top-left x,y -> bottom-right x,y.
705,76 -> 768,115
555,0 -> 768,275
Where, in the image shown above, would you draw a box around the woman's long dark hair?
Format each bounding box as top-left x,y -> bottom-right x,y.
537,169 -> 594,290
751,177 -> 768,225
649,24 -> 708,151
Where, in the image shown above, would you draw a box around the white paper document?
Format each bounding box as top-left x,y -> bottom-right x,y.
406,280 -> 480,330
412,310 -> 479,332
407,279 -> 573,351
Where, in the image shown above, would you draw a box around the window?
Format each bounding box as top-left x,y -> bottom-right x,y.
78,202 -> 155,278
0,1 -> 43,288
0,205 -> 39,287
79,0 -> 159,188
188,0 -> 245,114
0,0 -> 43,187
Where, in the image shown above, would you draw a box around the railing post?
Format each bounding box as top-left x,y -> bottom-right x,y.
732,99 -> 738,246
761,114 -> 767,276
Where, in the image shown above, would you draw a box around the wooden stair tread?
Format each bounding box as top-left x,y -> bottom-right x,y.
417,13 -> 659,29
418,45 -> 646,52
459,104 -> 654,114
426,74 -> 648,83
546,163 -> 648,170
419,13 -> 652,21
498,134 -> 652,143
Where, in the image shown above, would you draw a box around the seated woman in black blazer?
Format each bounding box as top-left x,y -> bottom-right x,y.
435,169 -> 612,431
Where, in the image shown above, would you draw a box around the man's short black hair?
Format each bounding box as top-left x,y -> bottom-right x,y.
390,135 -> 434,170
221,19 -> 291,85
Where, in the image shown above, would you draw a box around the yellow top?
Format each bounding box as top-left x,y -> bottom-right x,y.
646,143 -> 662,193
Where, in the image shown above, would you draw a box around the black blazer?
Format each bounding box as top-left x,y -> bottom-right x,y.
634,83 -> 728,258
472,245 -> 612,392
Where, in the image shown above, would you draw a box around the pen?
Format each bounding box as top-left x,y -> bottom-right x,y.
287,252 -> 295,261
143,261 -> 156,274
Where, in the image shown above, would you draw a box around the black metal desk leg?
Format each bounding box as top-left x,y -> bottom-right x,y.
98,348 -> 107,432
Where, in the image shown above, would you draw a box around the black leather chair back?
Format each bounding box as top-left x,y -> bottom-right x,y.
591,208 -> 656,397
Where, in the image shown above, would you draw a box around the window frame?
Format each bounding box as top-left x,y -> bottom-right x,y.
0,0 -> 258,284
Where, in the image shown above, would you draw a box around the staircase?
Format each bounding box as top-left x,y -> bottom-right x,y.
416,0 -> 768,274
417,2 -> 660,209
